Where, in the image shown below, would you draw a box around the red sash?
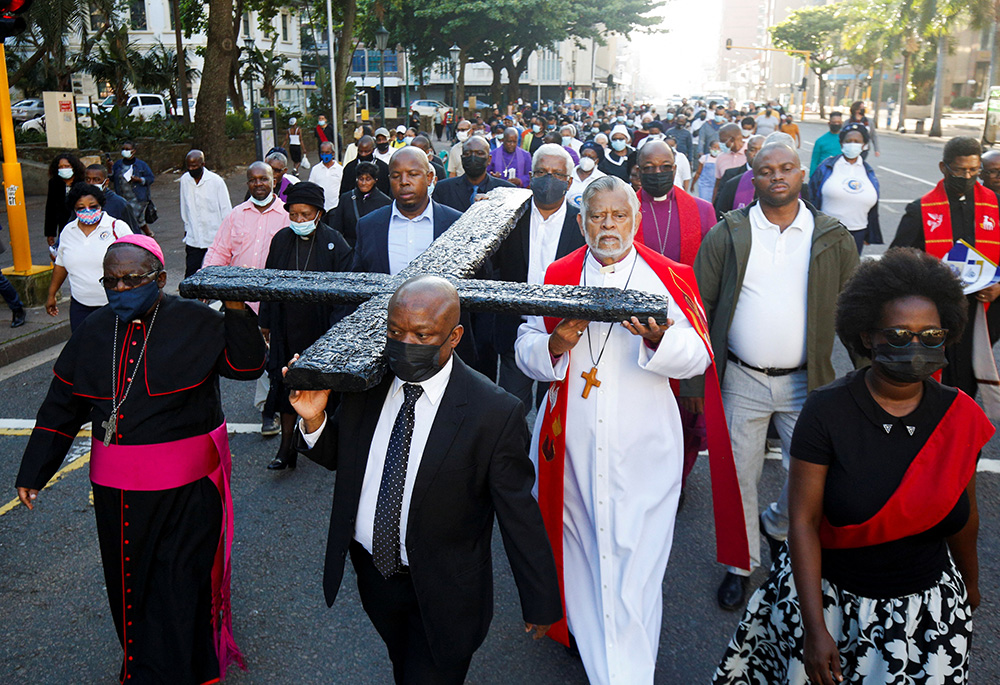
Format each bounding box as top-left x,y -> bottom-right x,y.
91,424 -> 245,677
537,243 -> 750,646
820,391 -> 993,549
920,180 -> 1000,262
635,187 -> 702,266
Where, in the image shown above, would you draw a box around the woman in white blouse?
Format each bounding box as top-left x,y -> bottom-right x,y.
808,122 -> 882,254
46,183 -> 134,330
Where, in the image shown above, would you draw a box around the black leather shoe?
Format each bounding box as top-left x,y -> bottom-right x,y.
760,512 -> 784,562
11,308 -> 25,328
717,572 -> 748,611
267,452 -> 297,470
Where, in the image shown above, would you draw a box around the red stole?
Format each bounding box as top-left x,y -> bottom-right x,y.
920,180 -> 1000,262
537,243 -> 750,647
635,187 -> 702,266
819,391 -> 993,549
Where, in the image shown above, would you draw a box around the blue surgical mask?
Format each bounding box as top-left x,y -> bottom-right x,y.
841,142 -> 864,159
561,136 -> 573,147
249,192 -> 274,207
289,219 -> 317,236
591,127 -> 599,134
403,136 -> 414,145
320,153 -> 334,164
665,113 -> 675,121
532,124 -> 541,133
106,279 -> 160,322
617,116 -> 626,123
611,139 -> 627,152
57,167 -> 75,179
715,115 -> 726,123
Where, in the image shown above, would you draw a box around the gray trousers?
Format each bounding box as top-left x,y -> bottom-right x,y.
721,362 -> 808,576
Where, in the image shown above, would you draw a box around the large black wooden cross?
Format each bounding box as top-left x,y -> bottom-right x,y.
179,188 -> 671,392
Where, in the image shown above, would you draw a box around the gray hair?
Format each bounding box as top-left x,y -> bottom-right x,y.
580,175 -> 640,228
264,151 -> 288,168
532,143 -> 574,177
763,131 -> 796,149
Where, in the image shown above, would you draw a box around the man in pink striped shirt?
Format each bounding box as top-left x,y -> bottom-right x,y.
203,161 -> 289,435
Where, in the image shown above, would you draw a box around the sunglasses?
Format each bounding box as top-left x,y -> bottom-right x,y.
875,327 -> 948,348
100,270 -> 160,289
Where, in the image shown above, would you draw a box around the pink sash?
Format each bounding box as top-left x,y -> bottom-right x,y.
91,423 -> 245,678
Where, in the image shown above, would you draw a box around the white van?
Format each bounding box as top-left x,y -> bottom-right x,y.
99,93 -> 168,120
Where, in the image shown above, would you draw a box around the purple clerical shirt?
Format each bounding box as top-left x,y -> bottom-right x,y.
487,146 -> 532,188
638,188 -> 716,264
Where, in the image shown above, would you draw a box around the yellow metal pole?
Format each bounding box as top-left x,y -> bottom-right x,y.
0,43 -> 41,274
801,54 -> 809,119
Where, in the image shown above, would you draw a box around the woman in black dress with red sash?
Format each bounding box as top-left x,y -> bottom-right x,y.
714,248 -> 991,684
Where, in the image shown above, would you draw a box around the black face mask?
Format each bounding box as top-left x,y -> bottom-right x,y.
385,336 -> 449,383
829,123 -> 842,134
189,167 -> 204,181
873,342 -> 947,384
376,142 -> 390,153
640,170 -> 674,198
531,175 -> 569,206
358,153 -> 374,162
461,154 -> 488,178
944,175 -> 976,197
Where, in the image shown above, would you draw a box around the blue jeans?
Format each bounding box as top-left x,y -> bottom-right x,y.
721,362 -> 808,575
0,274 -> 23,311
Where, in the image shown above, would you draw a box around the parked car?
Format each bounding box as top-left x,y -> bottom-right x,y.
21,114 -> 45,133
172,98 -> 197,118
410,99 -> 451,119
973,99 -> 987,113
568,97 -> 592,111
99,93 -> 168,120
77,103 -> 103,127
11,98 -> 44,122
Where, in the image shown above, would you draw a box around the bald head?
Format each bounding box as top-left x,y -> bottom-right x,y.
410,135 -> 432,154
637,139 -> 674,166
745,135 -> 766,165
719,123 -> 741,141
389,275 -> 460,328
186,149 -> 204,164
389,146 -> 431,173
247,161 -> 273,181
463,135 -> 490,156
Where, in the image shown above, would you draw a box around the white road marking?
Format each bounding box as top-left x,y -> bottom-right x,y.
0,343 -> 64,383
0,419 -> 264,434
877,166 -> 936,187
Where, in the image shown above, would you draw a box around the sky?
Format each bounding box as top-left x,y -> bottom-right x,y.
628,0 -> 724,100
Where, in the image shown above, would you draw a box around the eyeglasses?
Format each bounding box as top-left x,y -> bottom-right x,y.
981,168 -> 1000,179
944,163 -> 979,179
100,270 -> 160,289
875,327 -> 948,349
531,171 -> 569,182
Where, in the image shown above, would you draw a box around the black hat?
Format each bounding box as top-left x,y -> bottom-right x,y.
284,181 -> 325,210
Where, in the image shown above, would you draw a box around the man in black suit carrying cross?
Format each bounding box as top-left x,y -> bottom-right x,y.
288,274 -> 561,684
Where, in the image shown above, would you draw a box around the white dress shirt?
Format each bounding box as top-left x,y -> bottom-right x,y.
301,356 -> 454,565
727,200 -> 814,369
387,201 -> 435,275
527,199 -> 568,285
308,161 -> 344,211
179,169 -> 233,249
673,151 -> 692,188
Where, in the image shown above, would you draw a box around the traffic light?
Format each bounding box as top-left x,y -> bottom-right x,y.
726,39 -> 732,50
0,0 -> 32,38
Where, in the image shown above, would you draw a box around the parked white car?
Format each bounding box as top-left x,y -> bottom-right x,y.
99,93 -> 168,120
11,98 -> 44,122
410,99 -> 451,120
21,114 -> 45,133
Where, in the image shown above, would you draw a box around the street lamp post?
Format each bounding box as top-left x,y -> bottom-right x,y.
375,25 -> 390,129
245,38 -> 263,161
450,44 -> 460,124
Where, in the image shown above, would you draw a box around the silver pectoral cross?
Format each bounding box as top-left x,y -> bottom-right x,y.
102,415 -> 116,447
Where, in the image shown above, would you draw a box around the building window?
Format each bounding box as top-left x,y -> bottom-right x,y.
352,49 -> 366,73
281,14 -> 289,42
242,12 -> 251,37
129,0 -> 147,30
368,50 -> 397,73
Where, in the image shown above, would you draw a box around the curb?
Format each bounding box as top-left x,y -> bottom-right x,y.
0,320 -> 70,368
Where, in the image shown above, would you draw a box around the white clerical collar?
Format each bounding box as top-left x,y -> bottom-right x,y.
390,354 -> 453,405
587,246 -> 636,274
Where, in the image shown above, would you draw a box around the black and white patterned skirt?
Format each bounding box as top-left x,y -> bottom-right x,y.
712,546 -> 973,684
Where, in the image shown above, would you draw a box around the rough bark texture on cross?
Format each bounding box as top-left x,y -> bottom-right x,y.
179,188 -> 671,391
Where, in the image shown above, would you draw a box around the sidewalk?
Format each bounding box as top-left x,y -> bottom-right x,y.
801,110 -> 985,145
0,165 -> 255,368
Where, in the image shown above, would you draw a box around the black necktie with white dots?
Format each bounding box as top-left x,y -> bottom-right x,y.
372,382 -> 424,578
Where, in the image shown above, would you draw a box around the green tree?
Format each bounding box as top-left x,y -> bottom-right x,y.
134,42 -> 202,110
770,3 -> 849,118
240,37 -> 301,105
83,24 -> 142,108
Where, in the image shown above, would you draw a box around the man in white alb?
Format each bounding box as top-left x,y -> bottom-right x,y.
515,175 -> 745,684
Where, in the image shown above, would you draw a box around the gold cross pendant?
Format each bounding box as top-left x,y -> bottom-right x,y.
581,366 -> 601,399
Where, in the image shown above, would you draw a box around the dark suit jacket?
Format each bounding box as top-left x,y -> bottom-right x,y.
491,202 -> 584,353
433,174 -> 515,213
340,158 -> 391,197
322,187 -> 392,247
303,357 -> 562,665
430,157 -> 447,181
352,200 -> 462,274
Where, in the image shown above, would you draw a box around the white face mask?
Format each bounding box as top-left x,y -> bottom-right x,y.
579,157 -> 596,172
121,149 -> 134,159
841,142 -> 864,159
57,167 -> 75,179
456,130 -> 470,142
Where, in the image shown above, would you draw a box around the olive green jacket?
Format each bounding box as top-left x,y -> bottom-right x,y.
680,202 -> 860,397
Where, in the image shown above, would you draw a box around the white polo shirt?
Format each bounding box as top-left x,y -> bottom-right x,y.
56,213 -> 133,306
308,161 -> 345,211
727,200 -> 814,369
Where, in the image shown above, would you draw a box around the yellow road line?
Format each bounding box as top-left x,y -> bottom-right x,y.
0,451 -> 91,517
0,428 -> 92,437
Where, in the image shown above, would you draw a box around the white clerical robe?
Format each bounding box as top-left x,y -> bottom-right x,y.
515,248 -> 711,685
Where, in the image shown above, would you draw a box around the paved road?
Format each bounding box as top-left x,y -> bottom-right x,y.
2,127 -> 999,683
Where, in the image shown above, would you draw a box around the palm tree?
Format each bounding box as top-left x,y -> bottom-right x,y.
240,37 -> 301,106
83,24 -> 141,109
134,42 -> 201,112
